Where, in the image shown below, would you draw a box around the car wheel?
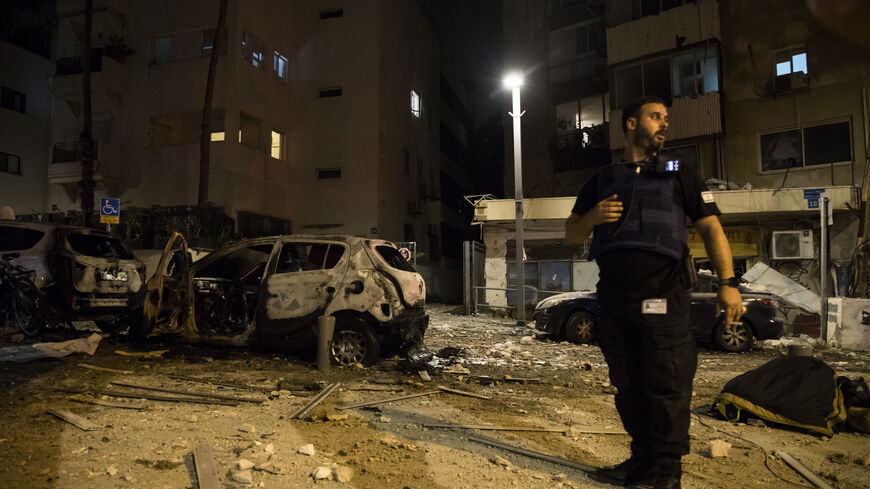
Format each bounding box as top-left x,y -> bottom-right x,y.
713,320 -> 754,353
564,311 -> 594,344
331,320 -> 380,366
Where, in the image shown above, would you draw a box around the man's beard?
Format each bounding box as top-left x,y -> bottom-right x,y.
634,125 -> 665,154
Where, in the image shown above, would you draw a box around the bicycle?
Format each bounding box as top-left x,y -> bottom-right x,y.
0,261 -> 45,338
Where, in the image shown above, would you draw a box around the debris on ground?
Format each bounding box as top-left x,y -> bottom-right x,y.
0,333 -> 102,363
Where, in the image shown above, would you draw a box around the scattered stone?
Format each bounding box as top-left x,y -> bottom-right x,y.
106,465 -> 118,476
378,416 -> 391,423
520,336 -> 534,345
553,473 -> 568,481
264,443 -> 274,453
708,439 -> 731,458
311,466 -> 332,480
490,455 -> 511,467
237,459 -> 255,470
121,474 -> 135,483
747,419 -> 765,427
326,414 -> 349,422
298,444 -> 316,456
239,424 -> 256,433
334,465 -> 354,482
232,469 -> 253,484
857,454 -> 870,466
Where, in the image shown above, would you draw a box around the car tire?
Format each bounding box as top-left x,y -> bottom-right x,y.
564,311 -> 594,344
713,319 -> 754,353
331,320 -> 380,366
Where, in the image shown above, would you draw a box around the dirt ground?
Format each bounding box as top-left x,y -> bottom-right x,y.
1,303 -> 868,489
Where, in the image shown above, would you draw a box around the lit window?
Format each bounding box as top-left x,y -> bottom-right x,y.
211,132 -> 225,141
242,31 -> 265,68
271,130 -> 284,160
776,49 -> 808,76
273,51 -> 288,80
410,90 -> 422,118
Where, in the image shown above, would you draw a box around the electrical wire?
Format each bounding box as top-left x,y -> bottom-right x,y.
691,411 -> 813,488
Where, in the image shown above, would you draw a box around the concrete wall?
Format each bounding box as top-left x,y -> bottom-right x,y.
720,0 -> 870,189
0,41 -> 53,214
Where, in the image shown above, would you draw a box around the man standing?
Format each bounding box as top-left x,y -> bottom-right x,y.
565,96 -> 743,489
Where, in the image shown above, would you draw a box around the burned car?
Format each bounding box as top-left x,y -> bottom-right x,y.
0,220 -> 146,330
533,273 -> 783,352
144,233 -> 428,365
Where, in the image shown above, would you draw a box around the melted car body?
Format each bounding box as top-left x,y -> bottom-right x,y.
0,221 -> 146,324
144,233 -> 428,365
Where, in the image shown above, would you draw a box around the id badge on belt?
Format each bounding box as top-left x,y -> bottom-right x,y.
642,298 -> 667,315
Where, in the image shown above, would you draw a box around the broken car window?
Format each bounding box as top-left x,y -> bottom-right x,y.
376,245 -> 415,272
276,243 -> 343,273
67,233 -> 134,259
196,244 -> 273,280
0,226 -> 44,251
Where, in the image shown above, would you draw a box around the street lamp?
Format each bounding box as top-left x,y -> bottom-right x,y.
504,72 -> 526,325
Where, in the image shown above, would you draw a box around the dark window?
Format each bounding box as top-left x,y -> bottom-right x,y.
1,152 -> 21,175
201,28 -> 228,56
376,245 -> 416,272
237,212 -> 291,238
197,244 -> 273,279
643,58 -> 671,102
67,233 -> 134,259
276,243 -> 342,273
804,122 -> 851,166
1,87 -> 26,113
317,168 -> 341,179
320,8 -> 343,19
318,87 -> 342,98
616,65 -> 643,108
761,121 -> 852,172
0,226 -> 45,251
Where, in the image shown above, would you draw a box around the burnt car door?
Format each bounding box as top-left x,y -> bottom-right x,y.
143,232 -> 192,338
253,239 -> 348,343
189,240 -> 278,339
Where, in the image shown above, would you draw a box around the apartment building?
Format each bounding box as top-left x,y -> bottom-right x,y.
47,0 -> 440,248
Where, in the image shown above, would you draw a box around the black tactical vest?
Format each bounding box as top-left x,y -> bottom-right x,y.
588,163 -> 687,261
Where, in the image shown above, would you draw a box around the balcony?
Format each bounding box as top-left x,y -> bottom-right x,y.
609,92 -> 721,149
49,141 -> 103,184
606,0 -> 720,65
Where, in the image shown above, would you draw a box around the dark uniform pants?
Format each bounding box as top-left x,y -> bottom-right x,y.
596,289 -> 698,458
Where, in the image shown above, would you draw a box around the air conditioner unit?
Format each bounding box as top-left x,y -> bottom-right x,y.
771,230 -> 814,260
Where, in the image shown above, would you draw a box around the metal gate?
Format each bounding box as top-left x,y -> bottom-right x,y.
462,240 -> 485,315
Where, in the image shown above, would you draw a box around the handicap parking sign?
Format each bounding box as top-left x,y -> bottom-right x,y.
100,197 -> 120,224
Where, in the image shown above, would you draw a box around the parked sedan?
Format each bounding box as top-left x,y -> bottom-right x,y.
143,233 -> 428,366
533,274 -> 783,352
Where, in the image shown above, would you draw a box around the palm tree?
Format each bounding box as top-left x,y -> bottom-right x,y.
198,0 -> 228,207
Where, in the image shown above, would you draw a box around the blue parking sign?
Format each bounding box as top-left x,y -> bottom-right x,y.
100,198 -> 120,224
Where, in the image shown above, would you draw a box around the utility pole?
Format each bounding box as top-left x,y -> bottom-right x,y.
80,0 -> 95,226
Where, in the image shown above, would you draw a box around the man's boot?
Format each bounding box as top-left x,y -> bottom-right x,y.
631,456 -> 681,489
594,451 -> 653,484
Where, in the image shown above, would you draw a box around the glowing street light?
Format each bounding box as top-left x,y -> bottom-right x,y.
504,71 -> 526,325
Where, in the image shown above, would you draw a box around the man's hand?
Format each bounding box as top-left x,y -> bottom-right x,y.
590,194 -> 623,225
716,285 -> 744,325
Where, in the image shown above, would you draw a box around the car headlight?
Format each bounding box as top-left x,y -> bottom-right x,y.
536,296 -> 562,310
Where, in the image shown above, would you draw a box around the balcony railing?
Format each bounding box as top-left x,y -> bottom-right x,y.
52,141 -> 98,163
55,44 -> 128,75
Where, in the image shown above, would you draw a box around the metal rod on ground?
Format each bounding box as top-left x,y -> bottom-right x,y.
290,383 -> 340,419
337,390 -> 442,410
468,435 -> 595,473
169,375 -> 272,393
437,386 -> 491,400
424,423 -> 567,433
317,315 -> 336,372
56,388 -> 240,406
109,381 -> 264,403
775,451 -> 835,489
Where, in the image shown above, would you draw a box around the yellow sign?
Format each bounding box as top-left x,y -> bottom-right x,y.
100,214 -> 119,224
688,225 -> 760,259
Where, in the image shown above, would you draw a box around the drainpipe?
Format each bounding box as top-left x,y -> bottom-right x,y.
820,195 -> 830,342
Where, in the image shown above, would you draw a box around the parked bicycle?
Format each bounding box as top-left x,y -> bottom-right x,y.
0,261 -> 45,338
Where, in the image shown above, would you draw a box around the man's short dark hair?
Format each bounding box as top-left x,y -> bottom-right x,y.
621,95 -> 667,133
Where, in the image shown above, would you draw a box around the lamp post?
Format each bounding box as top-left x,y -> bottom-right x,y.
504,72 -> 526,325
